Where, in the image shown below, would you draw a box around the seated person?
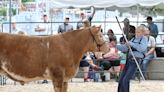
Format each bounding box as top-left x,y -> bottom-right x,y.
142,26 -> 156,79
100,37 -> 120,68
95,37 -> 120,81
80,52 -> 99,82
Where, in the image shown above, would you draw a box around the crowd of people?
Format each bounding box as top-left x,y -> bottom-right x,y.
4,6 -> 159,92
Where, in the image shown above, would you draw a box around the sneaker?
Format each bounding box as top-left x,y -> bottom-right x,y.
84,78 -> 89,82
42,80 -> 48,84
101,75 -> 106,82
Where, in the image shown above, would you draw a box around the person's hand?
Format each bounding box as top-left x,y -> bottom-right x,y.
125,42 -> 130,46
90,6 -> 95,12
93,65 -> 102,71
102,53 -> 105,59
35,28 -> 45,32
145,53 -> 149,57
90,6 -> 95,9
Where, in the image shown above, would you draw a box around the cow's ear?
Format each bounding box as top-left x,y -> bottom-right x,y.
95,25 -> 101,33
90,25 -> 101,34
98,25 -> 101,29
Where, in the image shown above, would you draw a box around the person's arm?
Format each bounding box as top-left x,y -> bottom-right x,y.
153,24 -> 158,38
145,37 -> 156,57
129,37 -> 148,52
71,25 -> 73,30
145,47 -> 155,57
90,6 -> 95,18
35,24 -> 45,32
116,44 -> 129,52
103,48 -> 115,58
77,22 -> 80,29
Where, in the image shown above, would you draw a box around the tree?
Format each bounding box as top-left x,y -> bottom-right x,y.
22,0 -> 35,3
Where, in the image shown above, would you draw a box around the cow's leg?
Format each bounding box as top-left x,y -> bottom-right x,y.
63,82 -> 68,92
50,67 -> 65,92
52,80 -> 64,92
52,78 -> 68,92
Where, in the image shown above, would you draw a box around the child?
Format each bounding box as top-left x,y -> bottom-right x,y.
117,25 -> 148,92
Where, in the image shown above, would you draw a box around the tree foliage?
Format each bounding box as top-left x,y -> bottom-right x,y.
22,0 -> 35,3
0,8 -> 16,16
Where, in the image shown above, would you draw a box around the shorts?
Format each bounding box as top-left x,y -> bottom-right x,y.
80,60 -> 90,67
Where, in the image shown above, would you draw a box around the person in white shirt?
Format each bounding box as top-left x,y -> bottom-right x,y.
11,20 -> 27,35
77,6 -> 95,29
35,14 -> 50,36
141,26 -> 156,79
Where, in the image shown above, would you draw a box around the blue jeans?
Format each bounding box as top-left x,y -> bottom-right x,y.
141,54 -> 154,78
118,58 -> 142,92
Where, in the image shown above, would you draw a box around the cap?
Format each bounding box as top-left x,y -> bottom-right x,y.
146,16 -> 152,20
123,18 -> 129,23
80,12 -> 84,15
65,17 -> 69,20
43,14 -> 47,17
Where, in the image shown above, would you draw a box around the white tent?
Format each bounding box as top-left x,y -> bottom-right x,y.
48,0 -> 164,16
51,0 -> 164,8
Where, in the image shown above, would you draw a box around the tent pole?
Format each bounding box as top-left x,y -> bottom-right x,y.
9,0 -> 12,33
136,4 -> 139,26
104,7 -> 106,33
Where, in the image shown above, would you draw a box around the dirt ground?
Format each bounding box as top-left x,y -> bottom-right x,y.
0,79 -> 164,92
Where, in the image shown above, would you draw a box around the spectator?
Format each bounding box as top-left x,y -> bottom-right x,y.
35,14 -> 50,83
146,16 -> 158,39
77,6 -> 95,29
119,51 -> 127,73
117,25 -> 148,92
82,19 -> 90,28
101,37 -> 120,81
80,52 -> 99,82
35,14 -> 50,35
120,18 -> 135,44
78,16 -> 99,82
58,17 -> 73,33
11,19 -> 27,35
141,26 -> 156,79
94,37 -> 120,81
107,29 -> 117,42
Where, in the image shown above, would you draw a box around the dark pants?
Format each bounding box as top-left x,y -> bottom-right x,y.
118,58 -> 142,92
100,59 -> 120,70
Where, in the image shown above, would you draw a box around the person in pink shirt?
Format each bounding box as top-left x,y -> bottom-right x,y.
95,37 -> 120,81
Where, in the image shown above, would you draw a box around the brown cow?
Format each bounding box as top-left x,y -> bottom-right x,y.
0,26 -> 108,92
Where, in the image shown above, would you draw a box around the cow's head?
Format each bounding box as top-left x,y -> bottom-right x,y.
87,25 -> 109,53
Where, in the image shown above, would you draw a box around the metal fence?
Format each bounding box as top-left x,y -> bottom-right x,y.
0,21 -> 164,85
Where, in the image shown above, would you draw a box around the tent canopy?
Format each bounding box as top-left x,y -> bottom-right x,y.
48,0 -> 164,16
51,0 -> 164,8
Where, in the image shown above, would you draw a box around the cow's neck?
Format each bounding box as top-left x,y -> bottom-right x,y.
63,29 -> 91,64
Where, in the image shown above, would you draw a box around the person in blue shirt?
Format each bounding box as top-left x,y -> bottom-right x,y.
58,17 -> 73,33
117,25 -> 148,92
146,16 -> 158,39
